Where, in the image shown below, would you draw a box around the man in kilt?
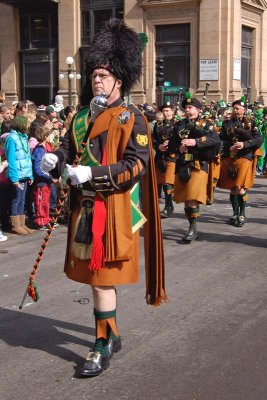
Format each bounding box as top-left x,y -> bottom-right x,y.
218,98 -> 263,227
40,19 -> 166,377
169,94 -> 220,242
153,102 -> 176,218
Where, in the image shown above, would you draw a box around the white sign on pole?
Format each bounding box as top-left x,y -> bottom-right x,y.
199,59 -> 219,81
233,59 -> 241,80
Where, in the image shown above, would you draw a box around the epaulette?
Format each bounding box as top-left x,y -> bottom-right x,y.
127,103 -> 143,117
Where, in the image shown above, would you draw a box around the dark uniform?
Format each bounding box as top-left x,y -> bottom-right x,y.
169,97 -> 220,241
153,116 -> 176,217
218,108 -> 263,226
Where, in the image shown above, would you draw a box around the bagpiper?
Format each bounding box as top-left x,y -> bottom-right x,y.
153,102 -> 176,218
169,93 -> 220,242
218,97 -> 263,227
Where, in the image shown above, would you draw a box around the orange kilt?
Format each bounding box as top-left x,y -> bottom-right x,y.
173,167 -> 208,204
218,156 -> 254,190
64,191 -> 139,286
156,160 -> 175,185
207,157 -> 221,203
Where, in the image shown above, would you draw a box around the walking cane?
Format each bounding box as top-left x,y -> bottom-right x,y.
19,93 -> 108,309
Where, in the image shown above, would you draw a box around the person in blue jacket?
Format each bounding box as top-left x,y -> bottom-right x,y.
5,115 -> 34,235
31,125 -> 54,229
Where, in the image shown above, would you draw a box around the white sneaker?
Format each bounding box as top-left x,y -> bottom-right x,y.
0,233 -> 7,242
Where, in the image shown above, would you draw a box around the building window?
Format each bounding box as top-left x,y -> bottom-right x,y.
156,24 -> 190,102
81,1 -> 123,45
94,9 -> 113,33
241,26 -> 253,93
20,13 -> 58,49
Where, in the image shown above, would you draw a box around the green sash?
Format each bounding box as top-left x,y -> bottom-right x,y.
72,107 -> 146,233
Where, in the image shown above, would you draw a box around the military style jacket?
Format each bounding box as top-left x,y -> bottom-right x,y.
168,116 -> 220,169
220,117 -> 263,160
53,97 -> 150,192
152,118 -> 176,163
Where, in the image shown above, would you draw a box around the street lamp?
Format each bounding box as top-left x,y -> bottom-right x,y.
58,56 -> 81,105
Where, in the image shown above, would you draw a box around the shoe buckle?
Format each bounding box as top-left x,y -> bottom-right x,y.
86,351 -> 101,362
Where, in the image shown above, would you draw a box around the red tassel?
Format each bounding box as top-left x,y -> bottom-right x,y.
28,284 -> 37,301
87,147 -> 107,271
88,237 -> 105,270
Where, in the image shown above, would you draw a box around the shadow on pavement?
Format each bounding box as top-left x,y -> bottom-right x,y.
0,307 -> 95,375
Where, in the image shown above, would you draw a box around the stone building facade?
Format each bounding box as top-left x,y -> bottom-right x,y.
0,0 -> 266,106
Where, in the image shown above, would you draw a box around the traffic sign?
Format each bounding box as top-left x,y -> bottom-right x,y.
163,86 -> 185,93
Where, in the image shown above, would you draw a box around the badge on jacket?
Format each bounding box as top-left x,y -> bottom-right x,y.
136,133 -> 148,147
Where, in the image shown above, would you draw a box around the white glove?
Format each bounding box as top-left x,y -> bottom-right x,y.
41,153 -> 58,173
66,164 -> 92,185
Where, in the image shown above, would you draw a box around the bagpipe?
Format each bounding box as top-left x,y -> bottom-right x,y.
226,119 -> 254,144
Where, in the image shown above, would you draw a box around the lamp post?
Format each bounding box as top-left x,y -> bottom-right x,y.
59,56 -> 81,106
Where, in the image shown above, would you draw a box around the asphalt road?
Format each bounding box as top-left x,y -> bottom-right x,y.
0,176 -> 266,400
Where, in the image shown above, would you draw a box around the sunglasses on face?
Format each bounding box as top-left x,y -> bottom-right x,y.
90,73 -> 113,81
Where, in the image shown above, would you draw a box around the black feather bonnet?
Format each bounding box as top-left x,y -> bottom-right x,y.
87,18 -> 142,96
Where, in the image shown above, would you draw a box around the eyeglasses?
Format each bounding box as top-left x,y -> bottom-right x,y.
90,72 -> 113,81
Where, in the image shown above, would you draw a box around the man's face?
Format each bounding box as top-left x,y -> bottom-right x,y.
184,105 -> 200,119
224,110 -> 232,120
91,68 -> 122,104
233,104 -> 245,118
162,107 -> 174,121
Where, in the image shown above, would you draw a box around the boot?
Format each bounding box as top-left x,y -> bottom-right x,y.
10,215 -> 28,235
19,215 -> 35,234
183,206 -> 199,242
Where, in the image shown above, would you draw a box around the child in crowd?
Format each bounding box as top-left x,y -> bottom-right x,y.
0,121 -> 12,233
31,126 -> 54,229
5,115 -> 34,235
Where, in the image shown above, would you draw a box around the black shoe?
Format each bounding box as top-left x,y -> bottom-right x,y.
235,216 -> 245,227
107,336 -> 122,358
161,206 -> 174,219
183,228 -> 198,242
227,215 -> 238,225
80,351 -> 110,377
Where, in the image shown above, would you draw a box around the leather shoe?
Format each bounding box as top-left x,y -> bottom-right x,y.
227,215 -> 238,225
235,215 -> 245,227
161,206 -> 174,219
107,336 -> 122,358
183,228 -> 198,242
80,351 -> 110,377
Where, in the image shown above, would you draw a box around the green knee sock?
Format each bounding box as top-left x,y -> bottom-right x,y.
187,206 -> 199,230
230,194 -> 239,216
163,185 -> 173,208
94,309 -> 118,355
237,192 -> 248,217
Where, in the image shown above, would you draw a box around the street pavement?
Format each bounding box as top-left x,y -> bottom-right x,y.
0,176 -> 266,400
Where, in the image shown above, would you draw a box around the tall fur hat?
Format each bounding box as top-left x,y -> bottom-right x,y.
87,18 -> 142,96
